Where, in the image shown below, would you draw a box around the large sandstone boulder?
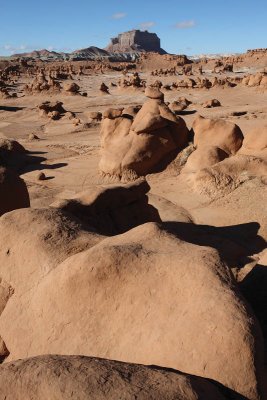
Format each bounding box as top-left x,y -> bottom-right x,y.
0,138 -> 25,154
239,125 -> 267,157
248,72 -> 265,87
99,91 -> 189,179
0,355 -> 228,400
0,167 -> 30,216
0,208 -> 104,293
1,223 -> 265,399
202,99 -> 221,108
188,154 -> 267,198
38,101 -> 66,115
0,138 -> 27,169
239,249 -> 267,363
51,179 -> 160,235
183,145 -> 229,173
0,278 -> 13,360
0,180 -> 159,293
64,82 -> 80,94
192,116 -> 244,155
0,136 -> 42,171
260,75 -> 267,90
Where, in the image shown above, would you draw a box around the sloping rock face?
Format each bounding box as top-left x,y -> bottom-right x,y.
1,223 -> 265,399
186,153 -> 267,199
0,167 -> 30,217
239,125 -> 267,157
0,207 -> 104,294
105,30 -> 166,54
51,179 -> 160,235
0,355 -> 230,400
0,180 -> 158,293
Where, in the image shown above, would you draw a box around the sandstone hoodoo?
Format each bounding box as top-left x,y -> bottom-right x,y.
105,29 -> 166,54
99,89 -> 189,179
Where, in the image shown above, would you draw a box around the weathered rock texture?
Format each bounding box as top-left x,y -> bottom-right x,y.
99,91 -> 189,179
0,354 -> 232,400
51,179 -> 160,235
1,223 -> 265,399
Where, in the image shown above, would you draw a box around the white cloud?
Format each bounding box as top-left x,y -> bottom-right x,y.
175,20 -> 196,29
0,44 -> 66,55
1,44 -> 30,53
139,21 -> 155,30
112,12 -> 127,20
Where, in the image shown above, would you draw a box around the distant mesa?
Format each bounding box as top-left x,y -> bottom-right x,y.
10,30 -> 167,61
105,30 -> 166,54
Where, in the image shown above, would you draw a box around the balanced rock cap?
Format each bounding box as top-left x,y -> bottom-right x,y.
145,87 -> 164,100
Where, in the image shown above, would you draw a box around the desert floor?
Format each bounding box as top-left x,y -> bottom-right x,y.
1,70 -> 266,235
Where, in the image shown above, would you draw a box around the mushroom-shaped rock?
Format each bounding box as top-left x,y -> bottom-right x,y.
28,133 -> 39,140
103,108 -> 123,119
99,96 -> 189,178
122,105 -> 141,119
86,111 -> 102,121
203,99 -> 221,108
100,82 -> 109,93
170,101 -> 187,113
0,138 -> 25,154
48,110 -> 61,120
64,82 -> 80,94
145,86 -> 164,100
38,101 -> 66,114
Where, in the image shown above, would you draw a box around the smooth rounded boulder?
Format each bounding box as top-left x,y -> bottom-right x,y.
239,125 -> 267,157
0,180 -> 159,293
192,115 -> 244,155
0,207 -> 105,294
188,153 -> 267,198
51,179 -> 160,235
1,223 -> 265,399
183,145 -> 229,173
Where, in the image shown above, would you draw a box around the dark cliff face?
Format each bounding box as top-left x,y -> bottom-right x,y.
105,30 -> 167,54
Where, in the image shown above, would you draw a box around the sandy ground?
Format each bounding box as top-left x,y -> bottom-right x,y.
1,70 -> 267,235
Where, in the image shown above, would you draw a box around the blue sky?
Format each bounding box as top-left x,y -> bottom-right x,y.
1,0 -> 267,56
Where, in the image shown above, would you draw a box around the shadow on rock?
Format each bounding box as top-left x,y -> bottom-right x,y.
240,263 -> 267,364
163,221 -> 266,268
